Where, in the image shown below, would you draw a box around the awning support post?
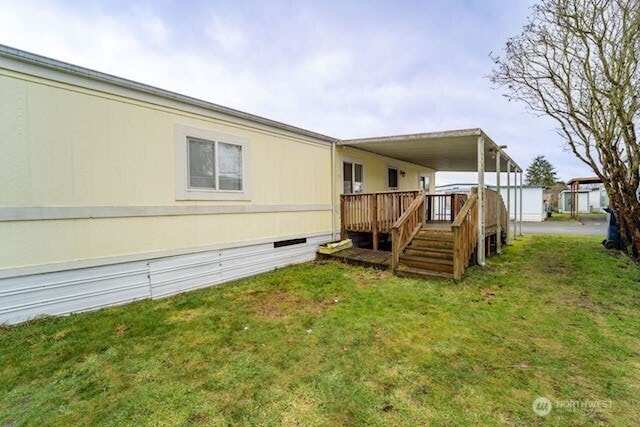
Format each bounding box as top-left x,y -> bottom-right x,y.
519,169 -> 524,236
477,136 -> 485,266
495,150 -> 502,254
506,161 -> 511,245
513,167 -> 518,240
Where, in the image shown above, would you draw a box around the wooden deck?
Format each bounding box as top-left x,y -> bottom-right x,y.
335,188 -> 507,279
319,247 -> 391,269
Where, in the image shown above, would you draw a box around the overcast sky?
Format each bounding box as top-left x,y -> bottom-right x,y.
0,0 -> 595,185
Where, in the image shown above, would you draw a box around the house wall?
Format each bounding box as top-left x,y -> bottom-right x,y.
334,146 -> 436,231
336,145 -> 435,194
0,58 -> 333,323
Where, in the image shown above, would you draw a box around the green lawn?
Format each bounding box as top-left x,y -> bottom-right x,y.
546,212 -> 575,221
1,236 -> 639,425
547,212 -> 607,222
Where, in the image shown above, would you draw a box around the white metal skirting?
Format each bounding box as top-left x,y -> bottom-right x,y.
0,234 -> 331,324
148,235 -> 330,299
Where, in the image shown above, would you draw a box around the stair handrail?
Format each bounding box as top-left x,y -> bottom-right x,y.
391,193 -> 426,272
451,193 -> 479,279
452,192 -> 477,227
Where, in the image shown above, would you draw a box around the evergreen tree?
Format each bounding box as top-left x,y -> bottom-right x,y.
525,156 -> 558,186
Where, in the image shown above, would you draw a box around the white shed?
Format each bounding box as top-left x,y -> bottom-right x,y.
436,183 -> 546,222
558,190 -> 590,213
499,186 -> 546,222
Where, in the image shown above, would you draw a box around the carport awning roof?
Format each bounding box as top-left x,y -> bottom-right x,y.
339,128 -> 521,172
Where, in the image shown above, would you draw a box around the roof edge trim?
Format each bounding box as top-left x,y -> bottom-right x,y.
0,44 -> 337,144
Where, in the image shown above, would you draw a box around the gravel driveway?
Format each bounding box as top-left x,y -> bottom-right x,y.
520,215 -> 607,236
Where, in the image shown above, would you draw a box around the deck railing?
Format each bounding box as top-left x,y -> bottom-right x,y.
391,193 -> 425,272
340,190 -> 470,251
449,188 -> 508,279
425,193 -> 468,222
452,193 -> 479,279
340,190 -> 421,249
473,188 -> 508,236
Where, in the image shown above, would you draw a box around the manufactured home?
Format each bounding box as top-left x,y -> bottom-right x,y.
0,45 -> 523,324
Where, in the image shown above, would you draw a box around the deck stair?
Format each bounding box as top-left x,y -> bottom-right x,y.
396,228 -> 455,279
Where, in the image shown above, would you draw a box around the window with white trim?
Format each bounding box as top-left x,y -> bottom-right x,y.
343,161 -> 364,193
175,124 -> 250,201
187,138 -> 243,191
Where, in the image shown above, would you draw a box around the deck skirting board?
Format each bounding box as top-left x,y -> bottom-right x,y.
0,234 -> 331,324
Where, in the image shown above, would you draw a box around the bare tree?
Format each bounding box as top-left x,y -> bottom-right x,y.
490,0 -> 640,256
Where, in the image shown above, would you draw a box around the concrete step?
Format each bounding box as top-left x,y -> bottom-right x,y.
399,255 -> 454,273
395,265 -> 454,280
403,246 -> 454,260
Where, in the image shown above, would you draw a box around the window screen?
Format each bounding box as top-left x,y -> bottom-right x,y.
188,138 -> 216,189
219,142 -> 243,190
354,164 -> 364,193
343,162 -> 353,194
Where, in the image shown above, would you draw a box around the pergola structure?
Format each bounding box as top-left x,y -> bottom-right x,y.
566,177 -> 603,220
340,128 -> 524,266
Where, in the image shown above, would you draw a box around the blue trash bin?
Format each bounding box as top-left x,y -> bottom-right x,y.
602,207 -> 625,250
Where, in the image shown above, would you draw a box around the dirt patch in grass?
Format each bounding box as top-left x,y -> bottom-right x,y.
248,291 -> 335,320
538,253 -> 576,274
346,268 -> 392,287
114,325 -> 128,338
166,308 -> 208,323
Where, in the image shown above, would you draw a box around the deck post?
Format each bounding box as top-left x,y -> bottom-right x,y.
572,181 -> 580,221
477,136 -> 486,266
519,169 -> 524,236
372,195 -> 379,250
571,182 -> 575,219
506,161 -> 511,245
450,194 -> 455,222
391,228 -> 399,273
340,195 -> 346,240
495,150 -> 502,254
513,166 -> 518,240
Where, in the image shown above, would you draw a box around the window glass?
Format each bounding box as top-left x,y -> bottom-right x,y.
354,164 -> 364,193
388,168 -> 398,189
188,139 -> 215,189
420,176 -> 430,193
219,142 -> 243,190
343,162 -> 353,194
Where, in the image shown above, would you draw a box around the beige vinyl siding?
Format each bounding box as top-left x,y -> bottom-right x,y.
0,68 -> 332,270
336,146 -> 435,195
